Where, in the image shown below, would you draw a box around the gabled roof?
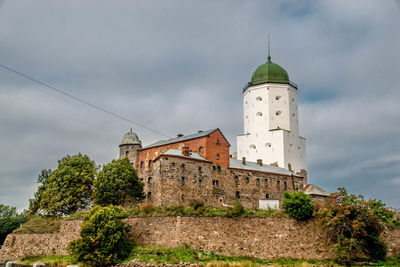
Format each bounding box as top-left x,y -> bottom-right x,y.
304,184 -> 330,197
156,149 -> 212,163
143,128 -> 230,149
229,158 -> 297,176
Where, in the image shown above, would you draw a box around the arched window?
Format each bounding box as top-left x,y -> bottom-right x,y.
199,146 -> 204,153
216,153 -> 220,160
256,112 -> 262,116
250,144 -> 256,149
148,160 -> 152,168
125,151 -> 129,156
140,161 -> 144,169
256,96 -> 262,101
275,111 -> 282,116
245,177 -> 249,183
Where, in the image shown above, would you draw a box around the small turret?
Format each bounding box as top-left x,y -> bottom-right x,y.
119,128 -> 142,167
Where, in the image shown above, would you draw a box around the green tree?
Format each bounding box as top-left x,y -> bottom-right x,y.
0,204 -> 28,245
94,158 -> 144,206
29,154 -> 97,216
68,205 -> 132,265
318,188 -> 388,262
282,191 -> 314,220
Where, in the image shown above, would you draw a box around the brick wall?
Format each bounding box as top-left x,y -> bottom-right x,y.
1,217 -> 400,263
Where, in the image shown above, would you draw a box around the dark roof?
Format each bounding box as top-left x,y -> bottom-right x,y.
143,129 -> 217,149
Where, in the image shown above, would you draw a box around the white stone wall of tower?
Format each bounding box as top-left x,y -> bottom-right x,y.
237,83 -> 306,173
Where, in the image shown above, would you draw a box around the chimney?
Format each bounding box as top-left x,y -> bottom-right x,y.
182,146 -> 190,157
242,157 -> 246,165
257,159 -> 263,166
177,134 -> 184,137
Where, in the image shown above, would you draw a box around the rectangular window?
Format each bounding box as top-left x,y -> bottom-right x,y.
235,191 -> 240,199
277,180 -> 281,190
284,181 -> 287,191
264,179 -> 268,187
181,177 -> 185,185
256,178 -> 260,186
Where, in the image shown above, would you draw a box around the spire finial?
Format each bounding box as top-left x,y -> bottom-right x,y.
267,34 -> 271,62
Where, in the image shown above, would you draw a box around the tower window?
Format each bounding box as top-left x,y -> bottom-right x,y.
284,181 -> 288,191
181,177 -> 185,185
125,151 -> 129,156
198,179 -> 203,186
264,179 -> 268,187
275,96 -> 281,100
277,181 -> 281,190
266,193 -> 269,199
256,96 -> 262,101
216,153 -> 220,160
181,164 -> 185,171
140,161 -> 144,169
148,177 -> 152,184
256,178 -> 260,186
275,111 -> 282,116
199,146 -> 204,153
245,177 -> 249,183
256,112 -> 262,116
234,175 -> 239,183
147,192 -> 152,200
198,166 -> 202,173
148,160 -> 152,168
250,144 -> 256,149
216,139 -> 220,145
170,162 -> 175,170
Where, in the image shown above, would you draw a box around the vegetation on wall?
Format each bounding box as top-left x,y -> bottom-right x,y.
28,154 -> 97,216
0,204 -> 27,245
282,191 -> 314,220
94,158 -> 144,206
68,205 -> 133,266
317,188 -> 400,263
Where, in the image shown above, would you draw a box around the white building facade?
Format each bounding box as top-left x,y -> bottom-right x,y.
237,55 -> 306,174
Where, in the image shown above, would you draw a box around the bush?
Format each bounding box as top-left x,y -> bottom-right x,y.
13,217 -> 60,234
0,204 -> 28,244
139,203 -> 155,214
282,191 -> 314,221
68,205 -> 132,266
226,201 -> 244,218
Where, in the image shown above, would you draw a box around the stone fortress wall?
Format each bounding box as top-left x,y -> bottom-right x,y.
1,217 -> 400,263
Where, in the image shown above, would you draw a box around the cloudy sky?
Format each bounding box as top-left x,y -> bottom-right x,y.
0,0 -> 399,211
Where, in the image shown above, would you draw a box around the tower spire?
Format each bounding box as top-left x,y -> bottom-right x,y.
267,34 -> 271,62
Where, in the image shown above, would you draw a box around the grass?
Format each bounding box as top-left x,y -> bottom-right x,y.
18,255 -> 76,266
126,204 -> 285,218
13,216 -> 61,234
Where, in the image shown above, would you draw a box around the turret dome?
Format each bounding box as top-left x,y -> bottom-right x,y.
120,129 -> 141,145
249,56 -> 289,86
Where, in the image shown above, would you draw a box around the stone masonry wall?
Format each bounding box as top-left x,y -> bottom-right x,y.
1,216 -> 400,263
140,156 -> 304,209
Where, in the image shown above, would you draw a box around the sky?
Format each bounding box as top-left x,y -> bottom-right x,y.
0,0 -> 399,211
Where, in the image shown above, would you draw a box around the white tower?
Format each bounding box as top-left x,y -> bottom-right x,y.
237,51 -> 306,175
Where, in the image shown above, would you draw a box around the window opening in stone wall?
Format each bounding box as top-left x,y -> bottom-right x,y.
265,193 -> 269,199
216,139 -> 220,145
170,162 -> 175,170
256,96 -> 262,101
199,146 -> 203,152
198,179 -> 203,187
276,111 -> 282,115
216,153 -> 220,160
256,112 -> 262,116
284,181 -> 287,191
256,178 -> 260,186
264,179 -> 268,187
181,177 -> 185,185
234,176 -> 239,183
148,177 -> 152,184
181,164 -> 185,171
140,161 -> 144,169
198,166 -> 202,173
148,160 -> 152,168
217,166 -> 221,171
181,194 -> 184,201
125,151 -> 129,156
212,165 -> 216,171
275,96 -> 281,100
235,191 -> 240,199
147,192 -> 152,199
277,180 -> 281,190
245,177 -> 249,183
250,144 -> 256,149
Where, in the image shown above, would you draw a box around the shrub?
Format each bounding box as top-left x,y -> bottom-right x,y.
282,191 -> 314,220
226,201 -> 244,218
68,205 -> 132,266
139,203 -> 155,214
13,216 -> 60,234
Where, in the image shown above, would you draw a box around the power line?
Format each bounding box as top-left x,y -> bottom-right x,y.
0,64 -> 171,138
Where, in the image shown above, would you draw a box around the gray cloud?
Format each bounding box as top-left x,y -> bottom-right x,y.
0,0 -> 399,210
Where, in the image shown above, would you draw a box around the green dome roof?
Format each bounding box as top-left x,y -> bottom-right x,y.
249,56 -> 289,86
120,129 -> 141,145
